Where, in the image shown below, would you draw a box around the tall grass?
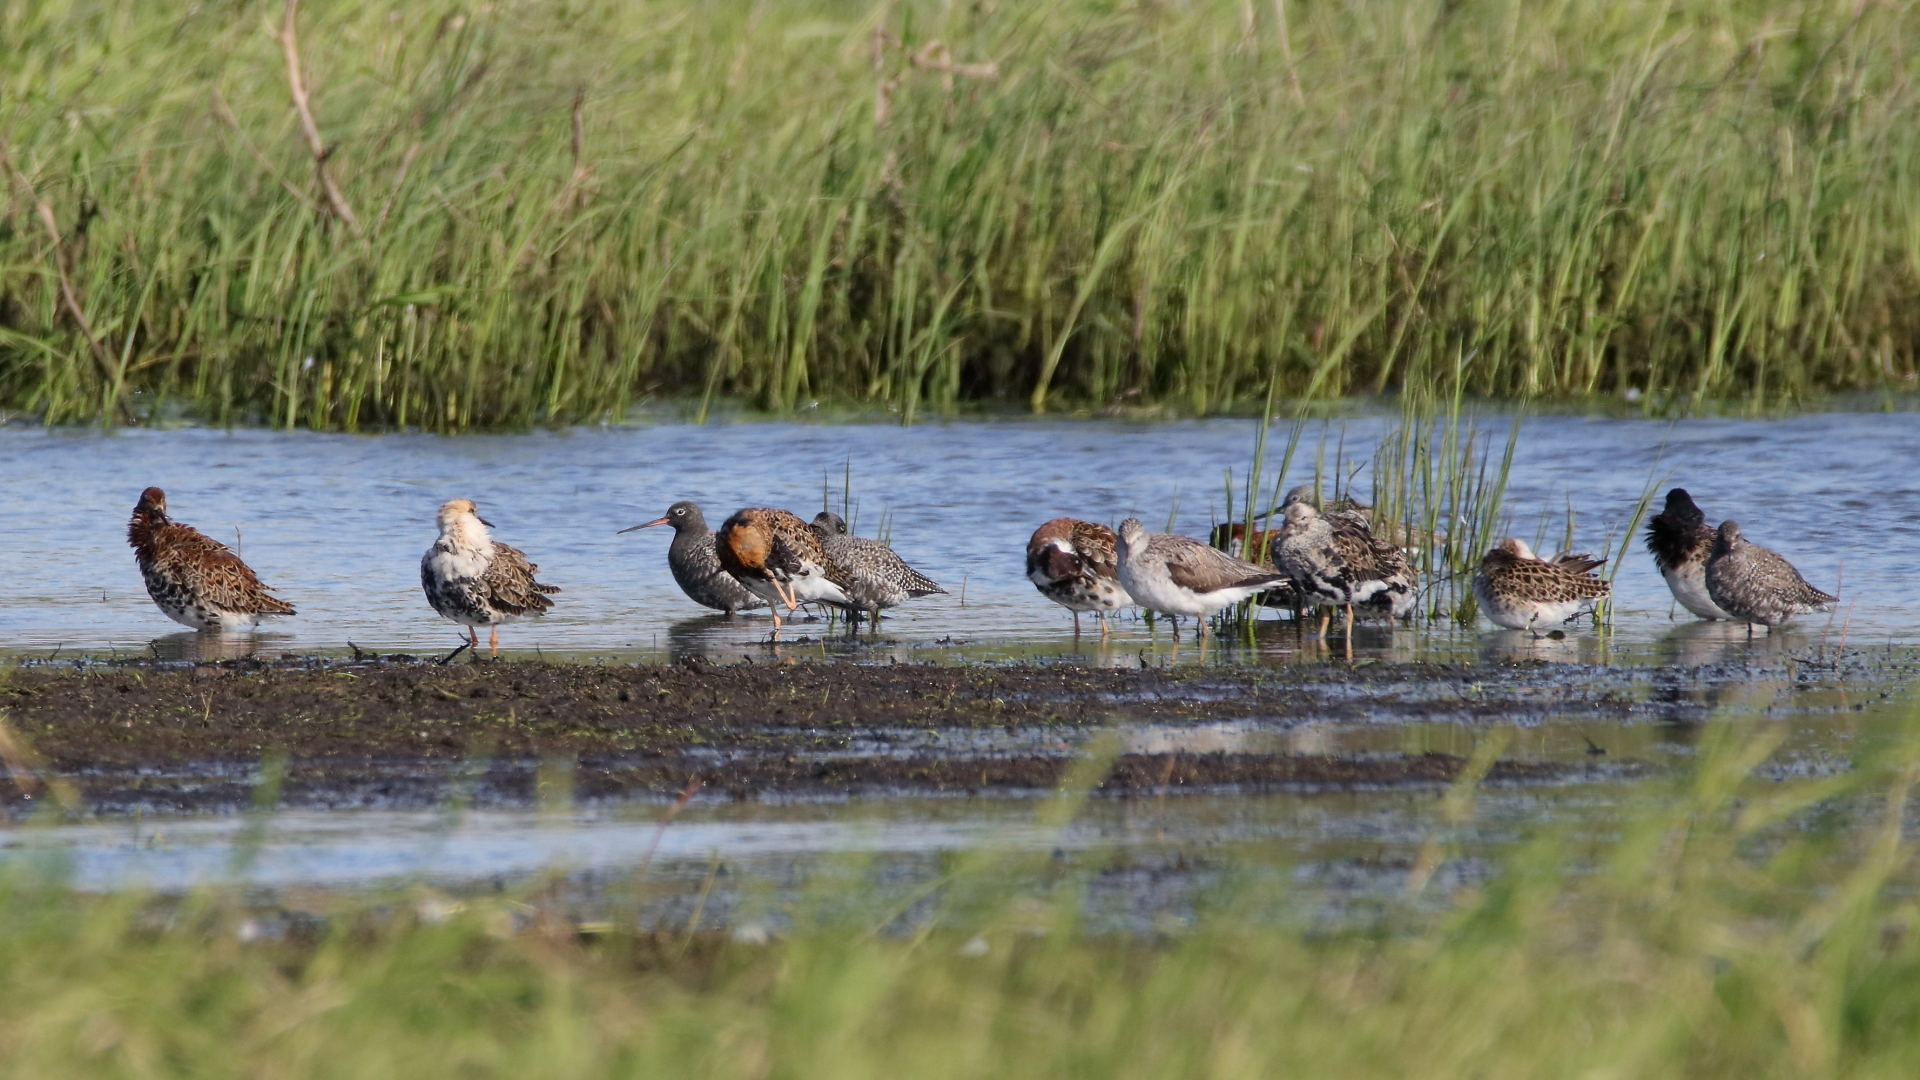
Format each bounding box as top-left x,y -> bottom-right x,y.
4,0 -> 1920,430
3,693 -> 1920,1076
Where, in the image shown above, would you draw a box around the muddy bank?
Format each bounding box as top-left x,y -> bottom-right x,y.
0,652 -> 1899,814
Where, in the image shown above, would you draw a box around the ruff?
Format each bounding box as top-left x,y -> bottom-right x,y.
809,512 -> 945,620
1114,517 -> 1285,640
1471,537 -> 1610,633
1273,493 -> 1418,642
1645,488 -> 1733,620
1026,517 -> 1134,637
420,498 -> 559,656
127,487 -> 295,632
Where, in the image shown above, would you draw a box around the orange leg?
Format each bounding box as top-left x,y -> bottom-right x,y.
489,625 -> 499,659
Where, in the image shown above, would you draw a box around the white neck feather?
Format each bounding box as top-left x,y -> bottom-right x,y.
438,511 -> 492,551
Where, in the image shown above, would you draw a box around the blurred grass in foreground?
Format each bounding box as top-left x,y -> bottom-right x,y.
4,692 -> 1920,1077
3,0 -> 1920,430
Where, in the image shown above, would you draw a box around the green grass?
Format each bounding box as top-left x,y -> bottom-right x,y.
4,0 -> 1920,430
5,693 -> 1920,1077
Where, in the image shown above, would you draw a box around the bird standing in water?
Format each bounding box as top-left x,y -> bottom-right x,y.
1703,520 -> 1836,632
1272,487 -> 1418,645
1114,518 -> 1286,641
714,507 -> 856,629
619,501 -> 766,614
1026,517 -> 1134,638
1644,488 -> 1733,620
421,498 -> 559,657
809,512 -> 944,623
1471,538 -> 1610,634
126,487 -> 295,632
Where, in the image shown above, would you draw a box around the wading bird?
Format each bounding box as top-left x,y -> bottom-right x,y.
1471,538 -> 1610,634
1704,520 -> 1836,632
809,512 -> 944,622
1026,517 -> 1134,638
1273,487 -> 1417,645
619,501 -> 766,614
421,498 -> 559,657
126,487 -> 295,632
714,507 -> 855,630
1114,518 -> 1286,641
1644,488 -> 1733,620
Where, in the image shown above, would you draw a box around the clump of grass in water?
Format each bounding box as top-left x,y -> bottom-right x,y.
1220,393 -> 1519,628
5,0 -> 1920,430
3,694 -> 1920,1075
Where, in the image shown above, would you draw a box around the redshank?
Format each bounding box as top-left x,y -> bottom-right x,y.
1114,518 -> 1286,641
126,487 -> 295,632
619,501 -> 766,614
714,507 -> 855,629
1471,537 -> 1610,633
1703,520 -> 1836,631
1644,488 -> 1733,620
808,512 -> 944,621
420,498 -> 559,657
1025,517 -> 1134,637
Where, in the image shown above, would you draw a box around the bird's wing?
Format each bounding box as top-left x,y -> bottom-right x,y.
151,523 -> 295,614
484,542 -> 560,615
1070,521 -> 1120,578
1161,538 -> 1283,594
1327,518 -> 1415,584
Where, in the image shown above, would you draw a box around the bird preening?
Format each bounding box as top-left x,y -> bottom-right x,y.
120,481 -> 1839,653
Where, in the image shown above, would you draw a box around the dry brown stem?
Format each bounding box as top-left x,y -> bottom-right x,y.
0,143 -> 133,422
278,0 -> 362,236
872,38 -> 997,129
210,86 -> 321,212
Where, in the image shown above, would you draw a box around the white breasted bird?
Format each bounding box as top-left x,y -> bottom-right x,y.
421,498 -> 559,657
1114,517 -> 1286,641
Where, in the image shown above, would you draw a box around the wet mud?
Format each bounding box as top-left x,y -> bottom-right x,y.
0,650 -> 1904,815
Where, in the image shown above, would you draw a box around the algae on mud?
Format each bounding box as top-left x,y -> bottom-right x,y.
5,0 -> 1920,428
0,650 -> 1903,814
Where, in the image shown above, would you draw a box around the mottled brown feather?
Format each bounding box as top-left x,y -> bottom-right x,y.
482,542 -> 560,617
717,508 -> 857,593
1478,546 -> 1611,604
127,491 -> 294,617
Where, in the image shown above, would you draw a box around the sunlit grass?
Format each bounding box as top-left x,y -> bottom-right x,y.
2,691 -> 1919,1077
3,0 -> 1919,430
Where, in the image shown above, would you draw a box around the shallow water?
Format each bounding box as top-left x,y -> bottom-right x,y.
1,411 -> 1914,660
1,411 -> 1915,909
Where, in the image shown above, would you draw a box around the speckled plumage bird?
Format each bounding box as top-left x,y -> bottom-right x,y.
1472,537 -> 1610,633
1644,488 -> 1733,621
1704,520 -> 1836,631
126,487 -> 295,632
1026,517 -> 1134,637
1114,518 -> 1287,641
1273,491 -> 1418,642
808,512 -> 945,620
421,498 -> 559,657
714,507 -> 856,629
619,501 -> 765,614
